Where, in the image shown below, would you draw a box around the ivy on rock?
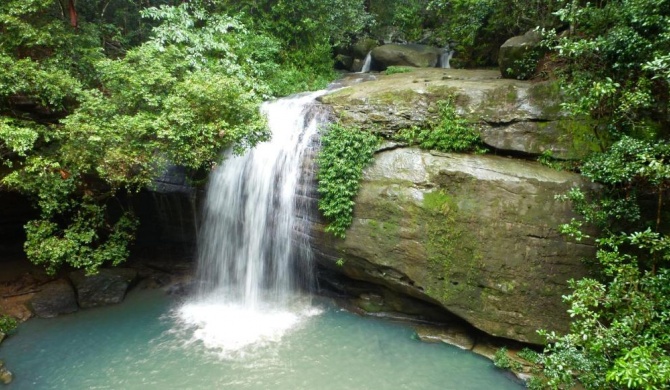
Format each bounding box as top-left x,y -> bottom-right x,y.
316,123 -> 378,238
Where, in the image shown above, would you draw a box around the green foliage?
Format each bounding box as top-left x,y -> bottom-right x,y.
535,136 -> 670,389
24,204 -> 139,275
395,96 -> 484,153
384,66 -> 414,75
0,315 -> 18,334
316,123 -> 379,238
546,0 -> 670,141
0,1 -> 275,274
517,348 -> 541,364
493,347 -> 522,372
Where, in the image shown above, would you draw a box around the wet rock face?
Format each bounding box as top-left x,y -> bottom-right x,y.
69,268 -> 138,309
310,148 -> 595,344
30,279 -> 78,318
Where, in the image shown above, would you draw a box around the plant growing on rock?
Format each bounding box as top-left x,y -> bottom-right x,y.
316,123 -> 378,238
395,96 -> 484,153
0,315 -> 18,335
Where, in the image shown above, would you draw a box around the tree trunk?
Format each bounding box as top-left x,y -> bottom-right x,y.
68,0 -> 78,29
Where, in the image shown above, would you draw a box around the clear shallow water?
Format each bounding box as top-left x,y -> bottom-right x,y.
1,289 -> 523,390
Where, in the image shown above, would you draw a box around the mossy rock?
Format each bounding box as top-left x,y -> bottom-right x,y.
498,30 -> 543,80
312,148 -> 595,344
370,44 -> 442,70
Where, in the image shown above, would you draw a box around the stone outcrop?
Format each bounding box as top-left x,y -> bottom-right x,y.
370,44 -> 443,70
69,268 -> 137,308
320,68 -> 597,160
30,279 -> 78,318
498,30 -> 543,80
311,148 -> 594,344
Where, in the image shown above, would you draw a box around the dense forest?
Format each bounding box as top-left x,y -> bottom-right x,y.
1,0 -> 669,388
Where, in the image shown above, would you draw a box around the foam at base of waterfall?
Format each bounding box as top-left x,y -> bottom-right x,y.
176,294 -> 322,358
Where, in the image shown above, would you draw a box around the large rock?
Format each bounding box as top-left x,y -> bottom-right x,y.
69,268 -> 137,308
311,149 -> 595,344
30,279 -> 78,318
370,44 -> 442,70
498,30 -> 543,80
320,68 -> 598,160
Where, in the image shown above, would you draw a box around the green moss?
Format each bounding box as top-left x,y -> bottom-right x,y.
371,89 -> 421,105
421,189 -> 481,302
423,190 -> 455,213
527,80 -> 563,118
384,66 -> 415,75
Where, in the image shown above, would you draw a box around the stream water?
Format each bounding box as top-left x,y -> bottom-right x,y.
1,92 -> 524,389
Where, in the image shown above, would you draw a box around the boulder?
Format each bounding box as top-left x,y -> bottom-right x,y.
351,38 -> 379,59
320,68 -> 598,159
498,30 -> 543,80
311,149 -> 595,344
69,268 -> 137,309
335,54 -> 354,71
370,44 -> 442,70
30,279 -> 78,318
0,361 -> 11,385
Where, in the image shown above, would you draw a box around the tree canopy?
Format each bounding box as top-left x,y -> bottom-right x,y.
0,0 -> 370,274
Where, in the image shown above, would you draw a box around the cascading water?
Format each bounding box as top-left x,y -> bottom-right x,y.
360,51 -> 373,73
439,45 -> 454,69
177,91 -> 328,356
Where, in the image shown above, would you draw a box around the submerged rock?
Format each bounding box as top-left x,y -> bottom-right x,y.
69,268 -> 137,308
0,361 -> 12,385
415,324 -> 476,350
311,148 -> 595,344
30,279 -> 78,318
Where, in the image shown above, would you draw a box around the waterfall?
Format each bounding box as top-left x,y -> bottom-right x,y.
177,91 -> 328,356
360,51 -> 372,73
439,46 -> 454,69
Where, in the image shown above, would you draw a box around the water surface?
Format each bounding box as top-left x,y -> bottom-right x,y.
1,289 -> 523,390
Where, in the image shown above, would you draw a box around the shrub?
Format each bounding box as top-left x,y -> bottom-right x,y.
395,96 -> 484,153
0,315 -> 18,335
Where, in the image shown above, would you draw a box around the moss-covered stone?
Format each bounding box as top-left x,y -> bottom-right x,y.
312,148 -> 595,344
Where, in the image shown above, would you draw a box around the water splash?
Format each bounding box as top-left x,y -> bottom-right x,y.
179,91 -> 328,355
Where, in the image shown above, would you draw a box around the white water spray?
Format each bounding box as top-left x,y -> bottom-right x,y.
439,45 -> 454,69
178,91 -> 328,356
360,51 -> 372,73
